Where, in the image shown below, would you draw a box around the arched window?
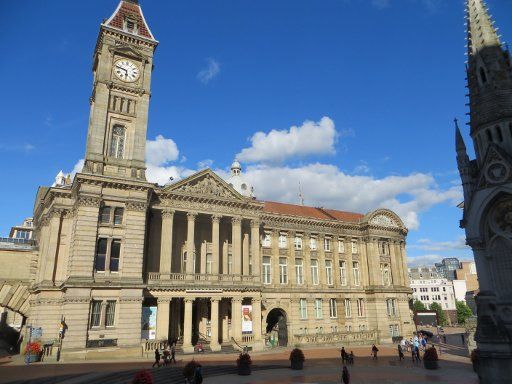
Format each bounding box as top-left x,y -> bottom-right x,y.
109,125 -> 126,159
479,67 -> 487,83
496,125 -> 504,142
486,129 -> 493,143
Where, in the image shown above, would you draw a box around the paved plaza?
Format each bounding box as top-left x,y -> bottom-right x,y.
0,345 -> 478,384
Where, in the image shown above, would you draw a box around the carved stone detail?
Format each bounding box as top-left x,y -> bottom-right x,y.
176,175 -> 234,198
126,201 -> 147,211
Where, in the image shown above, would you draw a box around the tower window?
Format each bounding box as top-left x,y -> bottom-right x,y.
486,129 -> 493,143
109,125 -> 126,159
479,67 -> 487,83
124,18 -> 137,33
496,125 -> 504,142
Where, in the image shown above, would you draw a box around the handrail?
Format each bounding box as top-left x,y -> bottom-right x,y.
197,331 -> 211,342
231,337 -> 248,353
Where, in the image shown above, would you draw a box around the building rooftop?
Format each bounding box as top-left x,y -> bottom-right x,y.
263,201 -> 364,223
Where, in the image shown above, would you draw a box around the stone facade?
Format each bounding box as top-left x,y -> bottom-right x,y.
22,0 -> 414,358
457,1 -> 512,382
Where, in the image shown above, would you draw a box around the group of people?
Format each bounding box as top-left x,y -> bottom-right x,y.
152,342 -> 178,368
340,347 -> 355,364
397,333 -> 431,363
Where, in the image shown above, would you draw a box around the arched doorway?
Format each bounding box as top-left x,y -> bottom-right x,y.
266,308 -> 288,347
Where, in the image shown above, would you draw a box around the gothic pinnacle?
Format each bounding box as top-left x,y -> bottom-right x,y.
466,0 -> 501,56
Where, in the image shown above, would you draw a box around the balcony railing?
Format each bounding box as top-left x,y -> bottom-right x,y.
147,273 -> 259,285
292,330 -> 379,346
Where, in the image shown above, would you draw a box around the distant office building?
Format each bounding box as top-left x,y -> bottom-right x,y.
455,261 -> 479,292
435,258 -> 460,281
408,267 -> 457,311
8,218 -> 34,241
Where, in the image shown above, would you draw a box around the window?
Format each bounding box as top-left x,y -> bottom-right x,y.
125,18 -> 137,33
479,67 -> 487,83
90,301 -> 102,328
95,238 -> 108,272
379,241 -> 389,255
263,256 -> 271,284
113,207 -> 124,225
345,325 -> 352,332
329,298 -> 338,318
357,299 -> 365,317
100,206 -> 111,224
206,253 -> 213,274
386,299 -> 398,317
15,230 -> 30,239
352,262 -> 360,286
339,261 -> 347,286
389,324 -> 399,337
278,234 -> 287,249
109,125 -> 126,159
325,260 -> 333,285
315,299 -> 323,319
105,300 -> 116,327
109,240 -> 121,272
279,257 -> 288,284
299,299 -> 308,319
344,299 -> 352,317
262,233 -> 271,247
351,240 -> 358,254
310,237 -> 317,250
227,254 -> 233,275
359,324 -> 367,331
311,259 -> 319,285
295,258 -> 304,285
338,240 -> 345,253
249,254 -> 253,275
324,237 -> 331,251
294,236 -> 303,250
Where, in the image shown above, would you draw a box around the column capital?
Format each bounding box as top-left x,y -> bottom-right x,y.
252,297 -> 261,303
231,297 -> 243,304
162,208 -> 175,218
250,219 -> 261,228
211,298 -> 220,303
158,297 -> 172,304
184,298 -> 195,304
212,214 -> 222,223
231,216 -> 242,224
187,212 -> 197,220
271,228 -> 280,236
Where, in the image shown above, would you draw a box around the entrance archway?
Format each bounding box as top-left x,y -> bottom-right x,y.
266,308 -> 288,347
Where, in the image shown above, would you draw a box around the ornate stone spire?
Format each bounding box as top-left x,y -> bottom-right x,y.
455,118 -> 467,154
466,0 -> 501,56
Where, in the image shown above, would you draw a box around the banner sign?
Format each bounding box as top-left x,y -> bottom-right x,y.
241,305 -> 253,333
141,306 -> 157,340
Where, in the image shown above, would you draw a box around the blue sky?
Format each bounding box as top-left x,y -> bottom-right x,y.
2,0 -> 511,265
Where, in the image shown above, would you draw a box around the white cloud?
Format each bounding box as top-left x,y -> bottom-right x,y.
197,159 -> 214,169
237,117 -> 338,164
216,163 -> 462,230
197,58 -> 220,84
407,254 -> 445,267
146,135 -> 180,166
410,236 -> 469,252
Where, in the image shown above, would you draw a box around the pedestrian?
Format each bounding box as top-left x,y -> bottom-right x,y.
411,347 -> 416,363
152,348 -> 161,368
341,365 -> 350,384
163,346 -> 170,366
398,344 -> 404,361
414,345 -> 421,362
341,346 -> 347,364
170,342 -> 177,364
421,336 -> 427,351
371,344 -> 379,360
348,351 -> 354,364
193,366 -> 203,384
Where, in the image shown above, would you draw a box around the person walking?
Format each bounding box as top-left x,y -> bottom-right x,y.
398,344 -> 404,361
170,342 -> 177,364
341,365 -> 350,384
152,348 -> 161,368
371,344 -> 379,360
193,366 -> 203,384
340,346 -> 347,364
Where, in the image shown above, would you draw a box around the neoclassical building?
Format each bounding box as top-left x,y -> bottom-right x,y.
20,0 -> 414,358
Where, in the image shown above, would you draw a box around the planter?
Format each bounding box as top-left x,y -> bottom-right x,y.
237,364 -> 251,376
424,360 -> 439,370
291,360 -> 304,370
25,354 -> 40,363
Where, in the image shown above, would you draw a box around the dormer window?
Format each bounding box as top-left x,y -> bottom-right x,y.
124,18 -> 137,34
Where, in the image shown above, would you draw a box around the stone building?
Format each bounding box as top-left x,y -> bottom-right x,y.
15,0 -> 414,358
408,267 -> 457,311
456,0 -> 512,382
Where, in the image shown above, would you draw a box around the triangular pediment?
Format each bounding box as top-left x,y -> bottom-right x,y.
477,144 -> 512,188
163,169 -> 245,200
109,45 -> 147,61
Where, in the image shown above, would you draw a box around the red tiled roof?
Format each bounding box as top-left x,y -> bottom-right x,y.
105,1 -> 155,40
263,201 -> 364,223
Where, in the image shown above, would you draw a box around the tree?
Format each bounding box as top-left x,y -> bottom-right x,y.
456,300 -> 473,325
430,302 -> 448,326
413,300 -> 426,312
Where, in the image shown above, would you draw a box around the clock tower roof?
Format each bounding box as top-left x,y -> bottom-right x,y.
103,0 -> 156,42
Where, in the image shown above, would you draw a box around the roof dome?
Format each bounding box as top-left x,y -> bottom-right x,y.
227,160 -> 254,198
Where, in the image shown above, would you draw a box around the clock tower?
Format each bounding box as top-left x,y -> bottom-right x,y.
82,0 -> 158,180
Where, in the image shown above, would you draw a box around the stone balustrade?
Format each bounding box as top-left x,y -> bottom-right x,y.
292,330 -> 379,346
147,273 -> 259,285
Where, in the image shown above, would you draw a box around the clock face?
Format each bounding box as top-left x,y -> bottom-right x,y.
113,59 -> 140,82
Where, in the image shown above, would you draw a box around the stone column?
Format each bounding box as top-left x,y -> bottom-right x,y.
399,241 -> 410,287
252,298 -> 262,341
232,217 -> 242,276
43,209 -> 63,282
156,298 -> 170,341
186,213 -> 197,276
231,297 -> 242,342
250,220 -> 261,278
303,232 -> 311,286
183,298 -> 194,353
210,299 -> 221,351
333,237 -> 341,286
288,231 -> 296,285
221,300 -> 229,343
159,209 -> 174,275
271,229 -> 280,286
212,215 -> 220,275
242,231 -> 250,276
318,234 -> 327,286
389,240 -> 400,286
